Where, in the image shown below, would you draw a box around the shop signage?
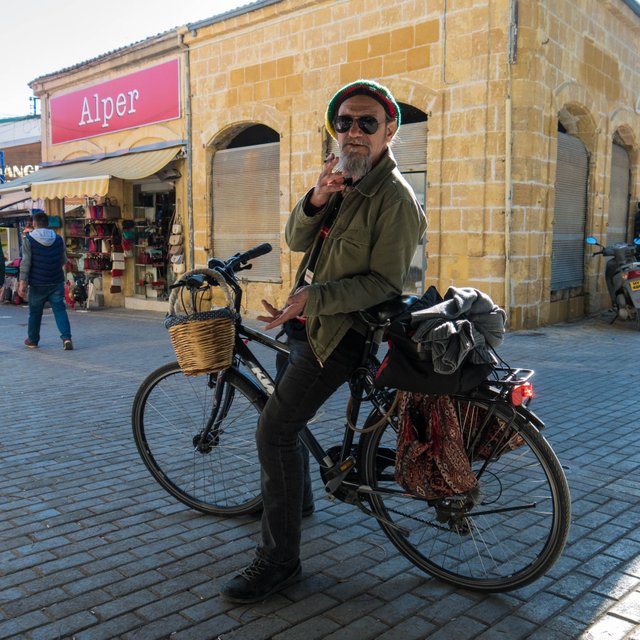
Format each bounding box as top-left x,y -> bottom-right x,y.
50,59 -> 180,145
4,165 -> 40,180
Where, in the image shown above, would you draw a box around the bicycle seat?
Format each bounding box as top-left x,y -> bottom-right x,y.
359,295 -> 418,326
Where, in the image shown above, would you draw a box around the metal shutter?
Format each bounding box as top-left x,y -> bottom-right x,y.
392,122 -> 427,171
607,143 -> 630,245
551,133 -> 589,290
212,143 -> 280,281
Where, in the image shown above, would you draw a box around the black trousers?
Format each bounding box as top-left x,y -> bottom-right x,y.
255,331 -> 363,565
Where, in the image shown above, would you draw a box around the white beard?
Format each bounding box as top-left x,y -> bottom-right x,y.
336,142 -> 373,182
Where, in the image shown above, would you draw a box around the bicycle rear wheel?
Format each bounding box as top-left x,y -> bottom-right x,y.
361,392 -> 571,592
132,362 -> 265,516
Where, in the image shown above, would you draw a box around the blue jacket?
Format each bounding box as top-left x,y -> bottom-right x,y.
20,229 -> 66,285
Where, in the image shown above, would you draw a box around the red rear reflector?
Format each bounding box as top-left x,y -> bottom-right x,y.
623,269 -> 640,280
511,382 -> 534,406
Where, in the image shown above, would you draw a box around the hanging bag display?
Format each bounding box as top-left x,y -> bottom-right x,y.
103,197 -> 121,220
110,276 -> 122,294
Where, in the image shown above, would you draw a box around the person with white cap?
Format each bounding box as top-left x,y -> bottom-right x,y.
221,80 -> 426,603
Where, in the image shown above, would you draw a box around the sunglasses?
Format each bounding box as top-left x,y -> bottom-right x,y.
333,115 -> 381,135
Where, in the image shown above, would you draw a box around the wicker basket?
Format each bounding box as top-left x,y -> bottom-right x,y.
164,269 -> 237,376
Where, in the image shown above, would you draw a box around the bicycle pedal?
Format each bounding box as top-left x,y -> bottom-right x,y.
324,456 -> 356,493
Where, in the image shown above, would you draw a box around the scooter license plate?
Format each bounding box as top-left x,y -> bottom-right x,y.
631,280 -> 640,291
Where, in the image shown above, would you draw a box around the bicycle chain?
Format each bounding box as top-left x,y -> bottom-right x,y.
384,504 -> 457,533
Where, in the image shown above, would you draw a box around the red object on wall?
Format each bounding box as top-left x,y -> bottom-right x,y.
50,59 -> 181,145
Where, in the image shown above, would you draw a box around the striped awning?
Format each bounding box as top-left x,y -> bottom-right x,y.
0,146 -> 182,201
88,146 -> 180,180
31,176 -> 110,200
0,188 -> 31,211
32,174 -> 111,200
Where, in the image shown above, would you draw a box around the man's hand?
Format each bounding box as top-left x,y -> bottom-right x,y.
257,287 -> 309,331
309,153 -> 348,209
17,280 -> 28,299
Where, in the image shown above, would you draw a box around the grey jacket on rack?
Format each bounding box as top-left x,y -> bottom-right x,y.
410,287 -> 507,374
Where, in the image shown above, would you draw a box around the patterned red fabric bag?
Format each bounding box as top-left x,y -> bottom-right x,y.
395,392 -> 478,500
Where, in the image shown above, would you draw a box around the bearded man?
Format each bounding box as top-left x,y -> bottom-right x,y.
221,80 -> 427,603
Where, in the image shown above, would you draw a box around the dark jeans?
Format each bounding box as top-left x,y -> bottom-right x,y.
27,282 -> 71,345
256,332 -> 363,565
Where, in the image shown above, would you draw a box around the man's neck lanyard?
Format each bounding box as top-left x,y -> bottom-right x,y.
301,193 -> 343,286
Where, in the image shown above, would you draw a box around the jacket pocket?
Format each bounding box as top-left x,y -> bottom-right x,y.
325,227 -> 371,274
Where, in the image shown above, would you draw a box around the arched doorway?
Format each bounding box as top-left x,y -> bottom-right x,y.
608,139 -> 631,245
211,124 -> 281,281
551,130 -> 589,292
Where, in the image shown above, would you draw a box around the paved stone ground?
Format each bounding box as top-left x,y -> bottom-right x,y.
0,302 -> 639,640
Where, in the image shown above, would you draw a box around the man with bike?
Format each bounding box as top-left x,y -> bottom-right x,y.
221,79 -> 427,603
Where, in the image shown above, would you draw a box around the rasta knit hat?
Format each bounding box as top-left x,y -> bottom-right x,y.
325,79 -> 401,139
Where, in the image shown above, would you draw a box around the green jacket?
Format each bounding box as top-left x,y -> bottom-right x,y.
286,148 -> 427,363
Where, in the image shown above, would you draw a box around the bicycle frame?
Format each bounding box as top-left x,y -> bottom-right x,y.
135,246 -> 570,592
230,320 -> 386,479
204,254 -> 546,511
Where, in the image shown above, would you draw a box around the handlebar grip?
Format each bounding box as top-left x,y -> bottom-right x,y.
227,243 -> 273,271
240,243 -> 272,263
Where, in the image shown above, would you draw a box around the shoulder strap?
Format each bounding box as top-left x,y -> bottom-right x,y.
298,193 -> 343,287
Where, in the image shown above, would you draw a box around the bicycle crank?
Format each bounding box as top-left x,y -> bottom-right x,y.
324,456 -> 357,494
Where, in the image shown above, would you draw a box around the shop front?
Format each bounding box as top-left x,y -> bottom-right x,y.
0,142 -> 186,311
3,45 -> 189,311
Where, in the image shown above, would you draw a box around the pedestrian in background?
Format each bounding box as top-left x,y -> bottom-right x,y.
18,212 -> 73,350
0,238 -> 5,287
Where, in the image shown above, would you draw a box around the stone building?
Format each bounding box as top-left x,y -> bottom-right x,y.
4,0 -> 639,326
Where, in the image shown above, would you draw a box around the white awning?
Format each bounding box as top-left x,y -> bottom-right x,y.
0,188 -> 31,210
0,146 -> 182,200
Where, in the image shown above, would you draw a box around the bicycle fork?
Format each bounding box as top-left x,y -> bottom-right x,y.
193,372 -> 233,453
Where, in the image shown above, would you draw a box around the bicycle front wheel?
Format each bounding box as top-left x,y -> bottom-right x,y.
132,362 -> 265,516
361,392 -> 571,592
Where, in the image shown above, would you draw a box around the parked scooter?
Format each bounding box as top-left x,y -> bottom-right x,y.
585,235 -> 640,329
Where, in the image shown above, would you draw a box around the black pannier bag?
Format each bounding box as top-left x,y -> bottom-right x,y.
374,286 -> 506,395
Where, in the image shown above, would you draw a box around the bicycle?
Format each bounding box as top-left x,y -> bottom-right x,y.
131,243 -> 571,593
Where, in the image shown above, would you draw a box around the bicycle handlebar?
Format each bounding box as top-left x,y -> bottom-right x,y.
212,243 -> 273,275
169,243 -> 273,293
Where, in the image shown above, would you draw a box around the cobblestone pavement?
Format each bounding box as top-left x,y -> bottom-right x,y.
1,302 -> 639,640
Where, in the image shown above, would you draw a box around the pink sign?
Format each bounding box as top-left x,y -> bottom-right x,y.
50,59 -> 181,144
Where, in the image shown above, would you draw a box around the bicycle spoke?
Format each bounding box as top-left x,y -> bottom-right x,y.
132,363 -> 264,515
362,394 -> 571,592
